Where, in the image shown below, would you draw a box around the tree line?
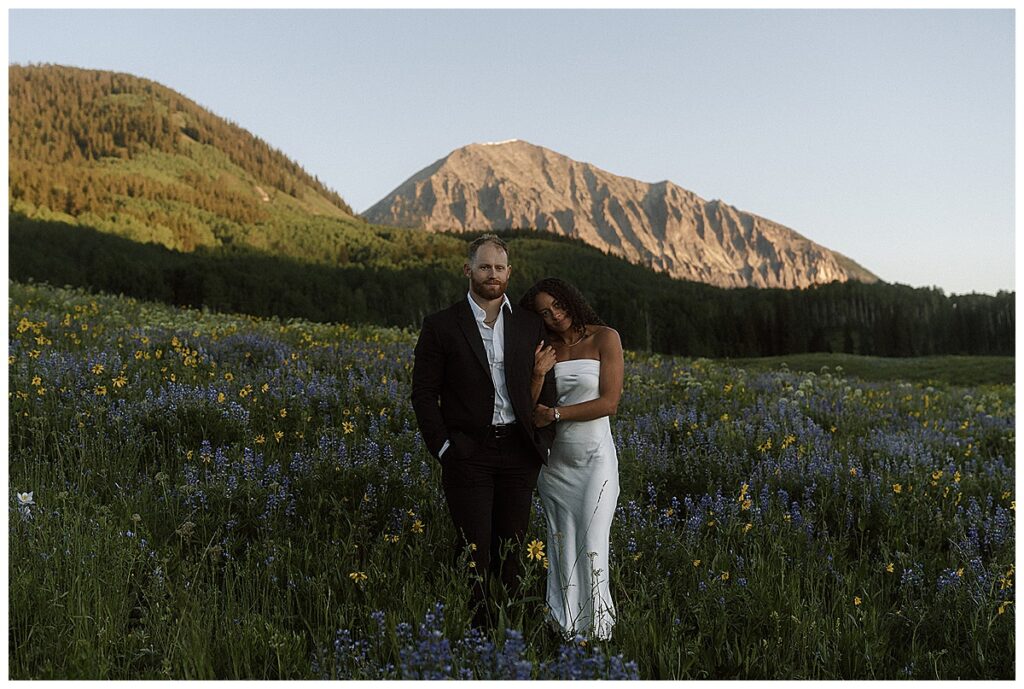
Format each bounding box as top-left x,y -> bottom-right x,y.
9,215 -> 1013,358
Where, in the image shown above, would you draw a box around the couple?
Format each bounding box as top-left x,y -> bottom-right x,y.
411,233 -> 623,641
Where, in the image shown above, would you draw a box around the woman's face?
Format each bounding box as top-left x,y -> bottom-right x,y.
533,291 -> 573,334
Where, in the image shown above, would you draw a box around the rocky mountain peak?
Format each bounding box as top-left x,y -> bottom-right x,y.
363,140 -> 878,289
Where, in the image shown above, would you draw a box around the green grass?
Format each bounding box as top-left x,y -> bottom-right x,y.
723,352 -> 1014,387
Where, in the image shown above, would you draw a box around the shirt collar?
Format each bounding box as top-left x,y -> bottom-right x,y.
467,292 -> 512,322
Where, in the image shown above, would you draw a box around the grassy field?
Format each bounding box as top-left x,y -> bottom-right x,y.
724,352 -> 1015,387
8,281 -> 1015,679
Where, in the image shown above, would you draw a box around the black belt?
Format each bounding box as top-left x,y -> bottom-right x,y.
486,423 -> 517,440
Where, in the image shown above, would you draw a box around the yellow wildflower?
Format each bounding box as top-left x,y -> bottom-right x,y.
854,596 -> 862,606
343,421 -> 355,434
217,392 -> 226,403
91,363 -> 105,375
526,539 -> 545,561
279,408 -> 287,418
94,385 -> 107,396
411,520 -> 424,534
744,523 -> 753,534
255,434 -> 266,444
113,374 -> 128,388
886,563 -> 894,574
849,467 -> 857,477
274,431 -> 284,442
893,483 -> 902,494
31,376 -> 41,386
693,559 -> 701,567
721,571 -> 730,581
349,571 -> 367,583
224,372 -> 234,381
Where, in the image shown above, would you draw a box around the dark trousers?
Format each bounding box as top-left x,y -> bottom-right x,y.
440,427 -> 540,628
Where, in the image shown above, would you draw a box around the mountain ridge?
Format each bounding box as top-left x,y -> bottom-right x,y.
363,140 -> 879,289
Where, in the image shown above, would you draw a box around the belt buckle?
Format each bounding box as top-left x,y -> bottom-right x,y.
491,424 -> 513,440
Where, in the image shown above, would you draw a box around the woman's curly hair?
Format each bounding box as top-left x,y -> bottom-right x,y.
518,277 -> 605,336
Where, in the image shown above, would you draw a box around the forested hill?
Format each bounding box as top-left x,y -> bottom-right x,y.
9,63 -> 358,254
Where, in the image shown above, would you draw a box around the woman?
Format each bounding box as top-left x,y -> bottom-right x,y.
520,277 -> 623,641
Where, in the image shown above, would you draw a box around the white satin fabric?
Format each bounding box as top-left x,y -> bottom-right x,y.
537,358 -> 620,640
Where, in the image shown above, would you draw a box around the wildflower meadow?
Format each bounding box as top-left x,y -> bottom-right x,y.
8,281 -> 1015,679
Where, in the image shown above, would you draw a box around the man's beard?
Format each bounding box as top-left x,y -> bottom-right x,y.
471,277 -> 508,301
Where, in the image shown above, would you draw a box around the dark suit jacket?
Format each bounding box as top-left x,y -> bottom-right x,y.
411,297 -> 557,464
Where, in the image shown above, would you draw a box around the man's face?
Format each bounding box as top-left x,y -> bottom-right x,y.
465,243 -> 511,302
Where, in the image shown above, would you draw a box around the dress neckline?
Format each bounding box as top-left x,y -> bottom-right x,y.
555,358 -> 600,366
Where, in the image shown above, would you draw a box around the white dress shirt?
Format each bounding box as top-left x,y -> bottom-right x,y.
467,292 -> 516,425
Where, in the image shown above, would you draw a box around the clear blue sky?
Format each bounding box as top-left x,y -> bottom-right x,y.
7,8 -> 1015,295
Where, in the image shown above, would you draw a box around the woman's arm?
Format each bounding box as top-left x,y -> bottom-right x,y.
533,328 -> 623,426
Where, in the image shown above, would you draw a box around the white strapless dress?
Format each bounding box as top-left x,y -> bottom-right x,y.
537,358 -> 620,640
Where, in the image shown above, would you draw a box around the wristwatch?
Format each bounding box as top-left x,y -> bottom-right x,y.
552,407 -> 560,423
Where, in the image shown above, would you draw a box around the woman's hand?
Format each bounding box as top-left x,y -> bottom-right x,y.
533,341 -> 557,379
533,404 -> 555,428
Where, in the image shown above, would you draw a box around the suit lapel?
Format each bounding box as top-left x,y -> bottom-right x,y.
456,300 -> 490,376
502,303 -> 515,375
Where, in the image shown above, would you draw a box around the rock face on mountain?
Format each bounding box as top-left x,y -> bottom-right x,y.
363,140 -> 878,288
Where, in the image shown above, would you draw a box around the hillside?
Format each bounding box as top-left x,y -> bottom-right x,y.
8,64 -> 376,260
363,140 -> 879,289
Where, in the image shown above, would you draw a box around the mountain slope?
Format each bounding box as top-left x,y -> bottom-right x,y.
364,140 -> 879,289
8,64 -> 364,257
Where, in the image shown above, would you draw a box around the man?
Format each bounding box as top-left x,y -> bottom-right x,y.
411,233 -> 557,629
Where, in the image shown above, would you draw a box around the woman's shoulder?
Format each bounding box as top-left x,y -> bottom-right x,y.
590,325 -> 621,344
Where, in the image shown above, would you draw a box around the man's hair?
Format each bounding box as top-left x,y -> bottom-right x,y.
467,234 -> 509,264
518,277 -> 605,336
